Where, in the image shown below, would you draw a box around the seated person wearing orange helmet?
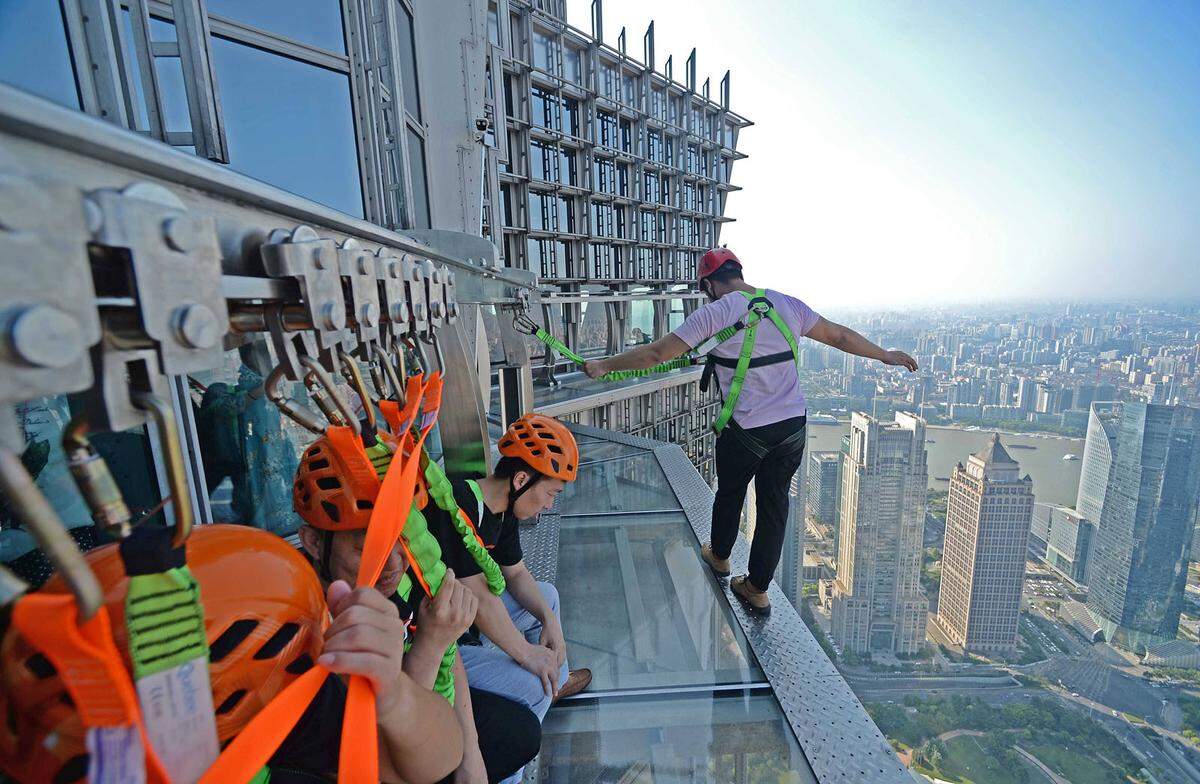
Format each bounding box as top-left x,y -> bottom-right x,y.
294,431 -> 542,784
0,524 -> 464,784
422,414 -> 591,732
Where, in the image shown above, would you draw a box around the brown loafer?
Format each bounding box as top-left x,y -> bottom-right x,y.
731,575 -> 771,617
553,668 -> 592,703
701,543 -> 731,577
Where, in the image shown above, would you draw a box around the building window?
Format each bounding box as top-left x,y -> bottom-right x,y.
209,36 -> 365,217
405,126 -> 431,229
533,29 -> 557,73
597,111 -> 617,148
0,1 -> 79,109
206,0 -> 346,54
559,147 -> 577,186
531,87 -> 559,130
395,3 -> 422,121
562,97 -> 580,137
563,46 -> 583,85
530,140 -> 557,182
619,118 -> 633,152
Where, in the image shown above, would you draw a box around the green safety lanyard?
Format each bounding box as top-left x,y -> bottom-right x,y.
529,326 -> 699,380
709,289 -> 802,435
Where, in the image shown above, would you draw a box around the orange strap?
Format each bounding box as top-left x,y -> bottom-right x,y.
12,594 -> 170,784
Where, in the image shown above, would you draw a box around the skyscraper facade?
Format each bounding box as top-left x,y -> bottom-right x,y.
831,412 -> 929,655
1077,401 -> 1122,525
778,467 -> 807,606
932,434 -> 1033,655
806,451 -> 842,526
1087,403 -> 1200,651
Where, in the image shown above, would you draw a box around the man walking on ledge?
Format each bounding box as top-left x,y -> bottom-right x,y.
584,247 -> 917,616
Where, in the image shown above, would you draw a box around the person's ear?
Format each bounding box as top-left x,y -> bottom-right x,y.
511,470 -> 531,493
298,525 -> 321,561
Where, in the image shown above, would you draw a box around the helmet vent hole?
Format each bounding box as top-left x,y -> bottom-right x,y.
286,653 -> 315,675
59,692 -> 75,709
322,501 -> 341,523
306,447 -> 320,458
209,619 -> 259,663
216,689 -> 248,715
316,477 -> 341,490
357,499 -> 374,510
546,444 -> 563,454
253,622 -> 300,660
53,754 -> 89,784
25,653 -> 56,679
308,458 -> 330,470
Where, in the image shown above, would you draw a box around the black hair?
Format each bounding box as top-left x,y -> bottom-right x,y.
494,455 -> 537,480
704,260 -> 744,285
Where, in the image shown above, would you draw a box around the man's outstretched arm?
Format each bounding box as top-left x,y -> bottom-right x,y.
583,334 -> 690,378
806,317 -> 919,372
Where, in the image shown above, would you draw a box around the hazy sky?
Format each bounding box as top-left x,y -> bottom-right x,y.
565,0 -> 1200,310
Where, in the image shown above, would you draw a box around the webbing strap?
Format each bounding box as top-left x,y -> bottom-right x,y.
710,289 -> 803,435
12,595 -> 170,784
425,470 -> 504,596
532,327 -> 697,379
395,580 -> 457,703
125,565 -> 208,679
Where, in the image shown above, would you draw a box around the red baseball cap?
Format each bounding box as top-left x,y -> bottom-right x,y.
698,247 -> 741,281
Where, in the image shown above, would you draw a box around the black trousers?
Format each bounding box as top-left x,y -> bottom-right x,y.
439,688 -> 542,784
711,415 -> 807,591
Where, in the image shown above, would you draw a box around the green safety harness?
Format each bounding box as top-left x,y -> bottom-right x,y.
364,432 -> 506,705
515,288 -> 801,435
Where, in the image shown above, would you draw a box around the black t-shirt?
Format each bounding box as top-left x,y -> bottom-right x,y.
426,479 -> 522,579
267,675 -> 346,782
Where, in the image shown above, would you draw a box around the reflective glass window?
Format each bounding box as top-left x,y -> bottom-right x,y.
209,36 -> 364,217
576,300 -> 607,354
563,46 -> 583,85
562,97 -> 579,137
487,3 -> 501,45
0,0 -> 79,109
205,0 -> 346,53
406,126 -> 431,229
396,4 -> 422,120
558,147 -> 576,187
533,29 -> 556,73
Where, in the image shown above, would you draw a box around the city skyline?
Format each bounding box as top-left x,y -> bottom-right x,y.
565,0 -> 1200,309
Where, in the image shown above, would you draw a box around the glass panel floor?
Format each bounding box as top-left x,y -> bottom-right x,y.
536,690 -> 810,784
559,453 -> 681,516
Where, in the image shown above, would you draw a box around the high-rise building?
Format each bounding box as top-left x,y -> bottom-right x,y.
831,412 -> 928,655
778,466 -> 807,606
932,434 -> 1033,655
1076,402 -> 1122,524
806,451 -> 842,527
1017,377 -> 1038,412
1044,506 -> 1093,586
1087,403 -> 1200,651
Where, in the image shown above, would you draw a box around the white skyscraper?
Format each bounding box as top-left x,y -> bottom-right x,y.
831,412 -> 929,655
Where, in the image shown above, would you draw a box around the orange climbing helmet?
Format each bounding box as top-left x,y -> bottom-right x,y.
498,413 -> 579,482
293,425 -> 429,531
0,525 -> 328,783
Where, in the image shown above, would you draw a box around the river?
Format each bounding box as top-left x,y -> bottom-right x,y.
806,423 -> 1085,507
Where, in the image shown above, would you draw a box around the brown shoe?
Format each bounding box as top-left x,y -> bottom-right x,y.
553,668 -> 592,703
731,575 -> 771,617
701,543 -> 731,577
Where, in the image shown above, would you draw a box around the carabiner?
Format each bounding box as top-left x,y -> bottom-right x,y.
265,365 -> 326,434
0,447 -> 103,619
131,392 -> 194,548
422,332 -> 445,376
299,355 -> 361,436
375,342 -> 405,404
338,350 -> 376,431
63,415 -> 133,539
513,311 -> 541,336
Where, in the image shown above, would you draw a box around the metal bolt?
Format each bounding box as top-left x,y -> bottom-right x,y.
357,255 -> 372,275
311,247 -> 327,270
360,302 -> 379,328
7,305 -> 82,368
318,302 -> 341,331
389,261 -> 401,278
416,304 -> 427,321
172,304 -> 220,349
162,216 -> 201,252
430,301 -> 444,319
